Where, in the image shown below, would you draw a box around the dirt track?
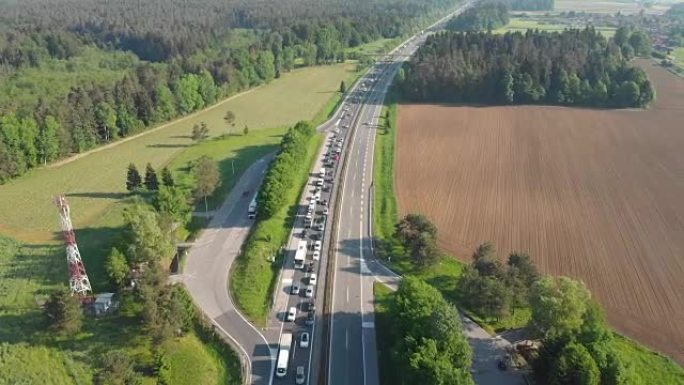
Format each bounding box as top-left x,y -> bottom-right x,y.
395,61 -> 684,363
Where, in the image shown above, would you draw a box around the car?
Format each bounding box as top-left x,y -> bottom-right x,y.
303,301 -> 316,312
321,207 -> 329,216
305,285 -> 314,298
305,312 -> 315,326
314,241 -> 322,251
300,332 -> 310,348
314,223 -> 325,232
316,179 -> 324,187
309,232 -> 320,241
497,360 -> 507,371
312,250 -> 320,261
286,306 -> 296,322
308,273 -> 317,286
296,366 -> 306,384
291,285 -> 300,295
320,199 -> 328,207
306,262 -> 315,273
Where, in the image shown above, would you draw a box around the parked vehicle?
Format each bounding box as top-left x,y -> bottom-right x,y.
286,307 -> 297,322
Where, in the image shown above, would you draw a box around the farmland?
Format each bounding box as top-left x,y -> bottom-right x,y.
395,61 -> 684,364
0,63 -> 358,245
555,0 -> 670,14
494,17 -> 616,36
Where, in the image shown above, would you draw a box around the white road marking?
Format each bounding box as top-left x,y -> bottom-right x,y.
345,329 -> 349,350
346,287 -> 349,302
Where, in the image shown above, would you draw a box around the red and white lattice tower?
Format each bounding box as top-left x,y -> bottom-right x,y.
54,195 -> 92,296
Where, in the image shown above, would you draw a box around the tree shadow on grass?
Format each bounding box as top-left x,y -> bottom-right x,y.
147,143 -> 191,149
67,192 -> 130,200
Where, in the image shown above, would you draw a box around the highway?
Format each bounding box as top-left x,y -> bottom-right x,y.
327,4 -> 473,385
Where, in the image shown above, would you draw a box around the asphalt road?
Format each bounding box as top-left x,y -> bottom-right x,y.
183,155 -> 275,385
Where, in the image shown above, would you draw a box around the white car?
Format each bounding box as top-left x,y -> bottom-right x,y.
314,241 -> 322,251
305,285 -> 314,298
291,285 -> 300,295
286,306 -> 296,322
321,207 -> 329,216
312,250 -> 320,261
300,332 -> 310,349
309,273 -> 317,286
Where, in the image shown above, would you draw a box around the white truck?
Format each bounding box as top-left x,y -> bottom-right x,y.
294,241 -> 307,270
247,194 -> 257,219
276,333 -> 293,378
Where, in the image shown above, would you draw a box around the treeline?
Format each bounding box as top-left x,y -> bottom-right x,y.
257,121 -> 316,219
1,0 -> 459,63
384,277 -> 474,385
0,0 -> 461,184
447,1 -> 510,31
396,29 -> 655,108
507,0 -> 554,11
456,242 -> 640,384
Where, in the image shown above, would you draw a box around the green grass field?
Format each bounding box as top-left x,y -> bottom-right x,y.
495,17 -> 616,37
612,335 -> 684,384
0,62 -> 359,245
158,334 -> 240,385
673,47 -> 684,66
346,38 -> 400,58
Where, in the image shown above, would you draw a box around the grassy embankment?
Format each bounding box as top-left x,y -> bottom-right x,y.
372,98 -> 684,381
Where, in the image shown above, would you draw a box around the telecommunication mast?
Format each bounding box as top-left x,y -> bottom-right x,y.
54,195 -> 92,296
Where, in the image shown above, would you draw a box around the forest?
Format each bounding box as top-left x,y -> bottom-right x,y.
446,1 -> 510,32
396,29 -> 655,108
0,0 -> 460,183
507,0 -> 554,11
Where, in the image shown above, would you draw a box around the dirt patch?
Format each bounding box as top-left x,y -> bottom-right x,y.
395,60 -> 684,363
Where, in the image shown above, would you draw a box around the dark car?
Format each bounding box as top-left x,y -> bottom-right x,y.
497,360 -> 507,371
305,312 -> 315,325
303,301 -> 316,312
306,262 -> 315,273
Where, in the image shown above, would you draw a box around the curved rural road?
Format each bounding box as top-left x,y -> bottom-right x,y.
183,154 -> 275,385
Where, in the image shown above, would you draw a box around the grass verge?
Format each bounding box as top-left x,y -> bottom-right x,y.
611,334 -> 684,384
230,130 -> 324,325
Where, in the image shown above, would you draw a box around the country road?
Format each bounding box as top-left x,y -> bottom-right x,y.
183,154 -> 275,385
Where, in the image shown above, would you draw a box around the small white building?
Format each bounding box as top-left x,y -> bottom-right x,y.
93,293 -> 116,316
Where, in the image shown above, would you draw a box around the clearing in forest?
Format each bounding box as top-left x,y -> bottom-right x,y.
395,61 -> 684,364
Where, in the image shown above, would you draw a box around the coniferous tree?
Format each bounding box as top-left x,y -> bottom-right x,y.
126,163 -> 142,191
144,163 -> 159,191
44,286 -> 83,336
161,166 -> 175,187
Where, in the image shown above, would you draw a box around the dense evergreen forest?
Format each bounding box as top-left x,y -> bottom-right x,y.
446,1 -> 510,31
507,0 -> 554,11
0,0 -> 460,183
396,29 -> 655,108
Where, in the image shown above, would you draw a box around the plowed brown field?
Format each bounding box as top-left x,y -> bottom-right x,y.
395,61 -> 684,363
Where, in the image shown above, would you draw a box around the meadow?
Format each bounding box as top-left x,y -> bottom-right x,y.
495,16 -> 616,36
0,62 -> 358,244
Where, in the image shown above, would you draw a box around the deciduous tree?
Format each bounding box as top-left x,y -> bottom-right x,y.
106,247 -> 130,287
193,155 -> 220,212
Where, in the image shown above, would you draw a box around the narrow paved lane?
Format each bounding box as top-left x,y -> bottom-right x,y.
183,155 -> 275,385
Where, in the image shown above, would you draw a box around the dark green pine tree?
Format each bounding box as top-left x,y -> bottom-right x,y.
126,163 -> 142,192
161,167 -> 175,187
144,163 -> 159,191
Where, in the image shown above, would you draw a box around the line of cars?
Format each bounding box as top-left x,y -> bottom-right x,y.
275,110 -> 355,383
